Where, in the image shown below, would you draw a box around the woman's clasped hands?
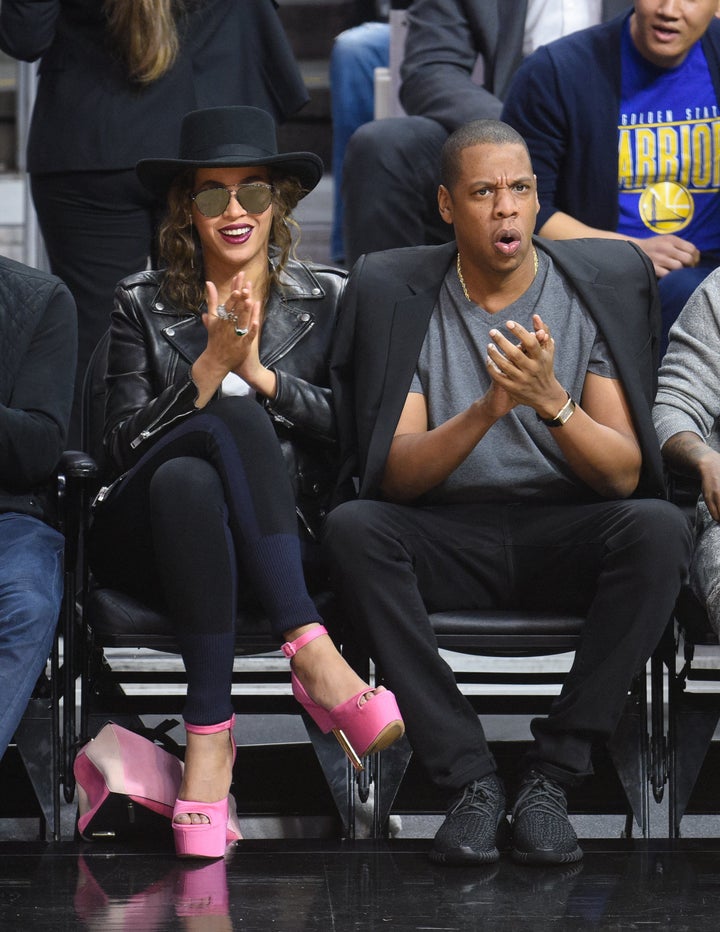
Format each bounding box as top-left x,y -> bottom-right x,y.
203,272 -> 262,377
192,271 -> 277,407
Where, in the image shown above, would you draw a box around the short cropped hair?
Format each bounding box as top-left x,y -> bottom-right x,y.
440,120 -> 532,191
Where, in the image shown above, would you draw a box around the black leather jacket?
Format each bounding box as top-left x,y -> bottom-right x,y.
103,257 -> 347,540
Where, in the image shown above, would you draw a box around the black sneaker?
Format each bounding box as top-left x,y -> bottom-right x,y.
430,773 -> 509,865
510,770 -> 583,866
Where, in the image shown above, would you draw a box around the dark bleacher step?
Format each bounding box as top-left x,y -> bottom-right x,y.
278,0 -> 372,59
278,60 -> 332,169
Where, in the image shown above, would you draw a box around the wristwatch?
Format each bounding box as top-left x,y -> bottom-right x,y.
538,393 -> 576,428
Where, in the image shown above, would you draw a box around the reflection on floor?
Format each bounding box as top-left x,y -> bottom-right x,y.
2,837 -> 720,930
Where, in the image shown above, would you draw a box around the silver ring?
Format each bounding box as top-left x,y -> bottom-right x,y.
217,304 -> 239,322
234,326 -> 249,336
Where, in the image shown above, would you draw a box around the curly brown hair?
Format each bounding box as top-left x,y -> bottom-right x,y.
157,169 -> 304,312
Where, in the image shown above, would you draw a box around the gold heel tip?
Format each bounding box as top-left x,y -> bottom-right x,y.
332,728 -> 364,771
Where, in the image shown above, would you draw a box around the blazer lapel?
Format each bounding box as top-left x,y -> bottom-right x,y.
361,246 -> 456,496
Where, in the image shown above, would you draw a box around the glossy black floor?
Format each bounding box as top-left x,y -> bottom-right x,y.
4,834 -> 720,931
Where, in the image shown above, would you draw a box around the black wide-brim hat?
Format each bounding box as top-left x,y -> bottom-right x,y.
136,105 -> 323,200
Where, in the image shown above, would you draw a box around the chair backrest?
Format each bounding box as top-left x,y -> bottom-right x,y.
80,330 -> 111,477
373,1 -> 484,120
373,6 -> 409,119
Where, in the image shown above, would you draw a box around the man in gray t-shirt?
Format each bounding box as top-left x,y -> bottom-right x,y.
326,120 -> 690,869
412,249 -> 618,503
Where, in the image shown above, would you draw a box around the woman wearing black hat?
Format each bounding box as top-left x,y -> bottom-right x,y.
88,105 -> 404,860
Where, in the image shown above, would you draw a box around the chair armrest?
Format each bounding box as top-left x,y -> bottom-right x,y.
56,449 -> 100,570
59,449 -> 100,482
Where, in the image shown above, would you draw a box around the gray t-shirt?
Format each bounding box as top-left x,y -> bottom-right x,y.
410,250 -> 618,503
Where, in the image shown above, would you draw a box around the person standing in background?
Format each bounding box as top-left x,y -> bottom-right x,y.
0,0 -> 309,447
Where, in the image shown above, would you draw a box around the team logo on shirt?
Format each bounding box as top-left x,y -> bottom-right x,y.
618,113 -> 720,236
638,182 -> 694,234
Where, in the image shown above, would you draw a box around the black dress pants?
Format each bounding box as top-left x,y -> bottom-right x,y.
323,497 -> 691,794
31,169 -> 163,447
342,116 -> 452,265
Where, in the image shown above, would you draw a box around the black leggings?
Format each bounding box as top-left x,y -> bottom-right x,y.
89,396 -> 321,725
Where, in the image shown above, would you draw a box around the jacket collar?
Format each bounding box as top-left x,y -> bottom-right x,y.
151,258 -> 325,368
147,256 -> 327,317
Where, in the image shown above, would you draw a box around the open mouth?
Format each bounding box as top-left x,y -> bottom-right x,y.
219,225 -> 252,244
495,232 -> 521,257
650,22 -> 680,42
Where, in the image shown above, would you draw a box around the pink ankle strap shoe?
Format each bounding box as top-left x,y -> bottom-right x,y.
282,625 -> 405,771
173,715 -> 241,859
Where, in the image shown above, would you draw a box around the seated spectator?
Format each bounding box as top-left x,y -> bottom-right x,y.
325,119 -> 691,866
87,106 -> 404,860
0,255 -> 77,760
342,0 -> 629,265
330,7 -> 391,263
653,268 -> 720,635
502,0 -> 720,356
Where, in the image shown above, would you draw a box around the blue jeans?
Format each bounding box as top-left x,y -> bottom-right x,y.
0,514 -> 64,759
330,21 -> 390,262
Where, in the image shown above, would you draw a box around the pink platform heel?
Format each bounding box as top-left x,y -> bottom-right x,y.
172,715 -> 243,859
174,860 -> 229,918
282,625 -> 405,771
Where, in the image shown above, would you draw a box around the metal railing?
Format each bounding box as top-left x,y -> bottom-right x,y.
8,60 -> 48,270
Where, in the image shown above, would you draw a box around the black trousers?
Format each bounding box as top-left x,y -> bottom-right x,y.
89,398 -> 321,724
323,497 -> 691,794
342,116 -> 452,265
31,169 -> 163,447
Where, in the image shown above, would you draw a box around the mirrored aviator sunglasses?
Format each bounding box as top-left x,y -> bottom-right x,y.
191,182 -> 274,217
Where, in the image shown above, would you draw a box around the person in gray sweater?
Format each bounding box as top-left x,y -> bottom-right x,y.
653,269 -> 720,632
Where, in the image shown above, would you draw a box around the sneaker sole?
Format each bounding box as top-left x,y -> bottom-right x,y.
429,845 -> 500,866
511,845 -> 583,866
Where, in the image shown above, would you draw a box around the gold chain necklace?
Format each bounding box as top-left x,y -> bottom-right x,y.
456,248 -> 539,302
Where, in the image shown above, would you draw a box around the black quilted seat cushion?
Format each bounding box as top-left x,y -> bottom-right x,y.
85,586 -> 276,653
85,585 -> 340,654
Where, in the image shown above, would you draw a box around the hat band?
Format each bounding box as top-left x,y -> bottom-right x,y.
182,142 -> 277,162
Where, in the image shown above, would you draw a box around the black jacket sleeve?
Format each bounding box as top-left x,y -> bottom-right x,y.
0,280 -> 77,487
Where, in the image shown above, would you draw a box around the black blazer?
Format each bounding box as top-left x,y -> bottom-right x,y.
330,238 -> 665,504
399,0 -> 631,132
0,0 -> 309,173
